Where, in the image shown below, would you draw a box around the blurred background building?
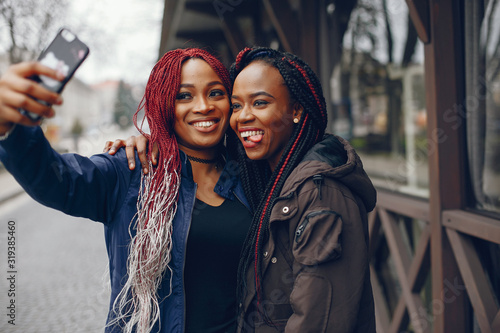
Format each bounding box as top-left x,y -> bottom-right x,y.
0,0 -> 499,332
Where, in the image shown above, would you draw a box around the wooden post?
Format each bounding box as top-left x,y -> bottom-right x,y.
423,0 -> 468,332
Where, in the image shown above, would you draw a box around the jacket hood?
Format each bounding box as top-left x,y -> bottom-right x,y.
282,134 -> 377,212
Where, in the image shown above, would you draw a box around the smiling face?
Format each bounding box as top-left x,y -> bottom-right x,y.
230,61 -> 302,171
174,58 -> 230,155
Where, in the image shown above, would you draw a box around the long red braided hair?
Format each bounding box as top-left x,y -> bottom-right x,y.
110,48 -> 231,333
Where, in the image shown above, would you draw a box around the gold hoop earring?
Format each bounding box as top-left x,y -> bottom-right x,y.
293,118 -> 299,124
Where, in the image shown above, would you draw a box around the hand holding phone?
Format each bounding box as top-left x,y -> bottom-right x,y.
20,28 -> 89,121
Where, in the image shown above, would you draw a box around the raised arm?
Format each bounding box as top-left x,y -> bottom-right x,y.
0,62 -> 138,223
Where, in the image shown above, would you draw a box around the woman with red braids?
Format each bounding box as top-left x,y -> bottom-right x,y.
117,47 -> 377,332
0,48 -> 252,333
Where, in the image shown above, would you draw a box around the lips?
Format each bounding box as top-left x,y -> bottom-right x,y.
190,118 -> 220,132
193,120 -> 217,128
240,130 -> 264,143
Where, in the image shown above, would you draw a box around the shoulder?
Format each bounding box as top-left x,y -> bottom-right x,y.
89,147 -> 142,182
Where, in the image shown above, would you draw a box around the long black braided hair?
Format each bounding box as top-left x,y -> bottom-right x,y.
228,47 -> 329,324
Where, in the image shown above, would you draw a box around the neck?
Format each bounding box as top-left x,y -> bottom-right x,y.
179,144 -> 219,161
179,146 -> 223,173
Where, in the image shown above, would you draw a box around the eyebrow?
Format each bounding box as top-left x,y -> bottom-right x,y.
231,91 -> 275,100
179,81 -> 224,88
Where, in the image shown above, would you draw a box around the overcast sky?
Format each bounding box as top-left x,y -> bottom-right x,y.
67,0 -> 163,85
66,0 -> 424,86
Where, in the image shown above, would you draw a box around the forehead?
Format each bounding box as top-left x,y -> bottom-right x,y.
233,61 -> 284,91
180,58 -> 220,82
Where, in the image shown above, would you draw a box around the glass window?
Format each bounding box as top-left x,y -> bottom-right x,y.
334,0 -> 428,197
466,0 -> 500,214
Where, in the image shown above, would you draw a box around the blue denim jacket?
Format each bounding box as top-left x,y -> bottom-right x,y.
0,125 -> 250,332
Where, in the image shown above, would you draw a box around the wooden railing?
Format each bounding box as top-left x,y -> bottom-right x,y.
370,190 -> 500,333
369,190 -> 431,333
444,211 -> 500,333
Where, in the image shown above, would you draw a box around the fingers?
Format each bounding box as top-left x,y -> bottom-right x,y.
6,62 -> 64,106
105,139 -> 127,156
135,140 -> 149,175
134,135 -> 151,173
103,141 -> 114,153
0,62 -> 63,129
103,135 -> 154,175
13,62 -> 65,82
125,136 -> 137,170
151,142 -> 159,166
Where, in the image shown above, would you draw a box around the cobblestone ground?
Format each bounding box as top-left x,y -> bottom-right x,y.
0,194 -> 110,332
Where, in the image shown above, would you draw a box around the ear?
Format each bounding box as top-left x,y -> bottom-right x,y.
293,102 -> 304,121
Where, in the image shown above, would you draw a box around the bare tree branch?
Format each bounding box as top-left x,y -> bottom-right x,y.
0,0 -> 68,64
382,0 -> 393,63
402,13 -> 418,67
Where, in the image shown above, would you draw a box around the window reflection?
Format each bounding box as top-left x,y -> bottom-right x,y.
467,0 -> 500,213
336,0 -> 428,197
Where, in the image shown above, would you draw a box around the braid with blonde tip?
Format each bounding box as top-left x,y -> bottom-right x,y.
107,48 -> 231,333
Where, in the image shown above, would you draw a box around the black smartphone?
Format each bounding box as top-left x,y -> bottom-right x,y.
20,28 -> 90,121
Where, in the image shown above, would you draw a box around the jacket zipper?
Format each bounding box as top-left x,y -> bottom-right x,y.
295,218 -> 310,242
313,174 -> 324,200
295,210 -> 338,242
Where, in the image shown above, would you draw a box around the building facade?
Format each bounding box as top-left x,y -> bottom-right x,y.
159,0 -> 500,332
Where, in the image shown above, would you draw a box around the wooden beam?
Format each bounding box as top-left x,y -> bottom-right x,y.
424,0 -> 468,331
408,224 -> 431,293
159,0 -> 187,57
176,29 -> 226,41
390,224 -> 430,332
262,0 -> 299,53
447,229 -> 498,333
159,0 -> 177,58
443,210 -> 500,245
379,209 -> 430,333
377,190 -> 429,221
370,266 -> 391,333
219,17 -> 248,59
390,299 -> 410,333
492,311 -> 500,332
299,0 -> 319,72
405,0 -> 430,43
186,1 -> 257,18
384,222 -> 430,333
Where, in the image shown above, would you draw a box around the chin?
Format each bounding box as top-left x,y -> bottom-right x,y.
243,151 -> 263,162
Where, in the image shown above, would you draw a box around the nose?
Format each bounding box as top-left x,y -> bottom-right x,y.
236,104 -> 254,123
193,96 -> 214,113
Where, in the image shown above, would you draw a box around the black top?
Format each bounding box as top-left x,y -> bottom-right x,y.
184,197 -> 252,333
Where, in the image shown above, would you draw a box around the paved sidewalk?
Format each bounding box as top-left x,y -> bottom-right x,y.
0,169 -> 25,205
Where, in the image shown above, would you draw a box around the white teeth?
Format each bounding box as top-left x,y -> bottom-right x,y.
240,130 -> 264,138
193,121 -> 216,128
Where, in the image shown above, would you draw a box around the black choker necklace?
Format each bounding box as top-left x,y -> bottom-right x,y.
186,153 -> 225,170
186,154 -> 218,164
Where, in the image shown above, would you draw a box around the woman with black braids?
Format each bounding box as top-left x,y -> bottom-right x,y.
116,46 -> 377,332
228,47 -> 376,332
0,48 -> 252,333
